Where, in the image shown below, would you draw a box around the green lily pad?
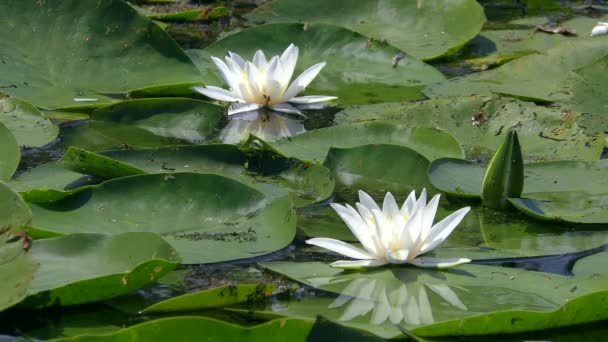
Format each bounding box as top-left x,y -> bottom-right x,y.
573,250 -> 608,279
245,0 -> 486,61
429,159 -> 608,200
0,181 -> 38,312
424,38 -> 608,102
141,284 -> 275,313
20,232 -> 179,309
188,23 -> 446,106
335,96 -> 604,162
0,96 -> 58,147
58,142 -> 334,207
324,144 -> 437,201
257,261 -> 608,337
51,317 -> 314,342
0,123 -> 19,181
271,122 -> 463,163
28,173 -> 297,264
0,0 -> 201,109
508,193 -> 608,224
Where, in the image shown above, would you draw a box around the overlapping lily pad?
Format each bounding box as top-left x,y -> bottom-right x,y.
0,96 -> 58,147
245,0 -> 486,61
257,261 -> 608,337
0,0 -> 201,109
20,232 -> 179,309
28,173 -> 296,264
188,23 -> 446,106
335,96 -> 604,162
424,38 -> 608,102
0,123 -> 19,181
271,121 -> 463,162
57,142 -> 333,207
509,193 -> 608,224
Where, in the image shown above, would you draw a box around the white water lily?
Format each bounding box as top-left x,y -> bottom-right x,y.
590,22 -> 608,37
306,189 -> 471,269
193,44 -> 337,116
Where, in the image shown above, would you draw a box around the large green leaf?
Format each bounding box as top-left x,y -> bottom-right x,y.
481,130 -> 524,209
323,144 -> 437,201
0,181 -> 38,312
28,173 -> 297,264
20,232 -> 179,309
0,0 -> 201,109
188,23 -> 445,106
257,261 -> 608,337
334,96 -> 604,162
271,122 -> 463,163
141,284 -> 275,313
508,193 -> 608,224
0,123 -> 19,181
0,96 -> 58,147
424,38 -> 608,102
51,317 -> 314,342
58,142 -> 334,207
245,0 -> 485,61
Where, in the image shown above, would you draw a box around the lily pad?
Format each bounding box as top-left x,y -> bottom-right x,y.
0,123 -> 19,181
0,96 -> 58,147
0,180 -> 32,232
141,284 -> 275,313
187,23 -> 445,106
58,142 -> 334,207
271,122 -> 463,162
19,232 -> 179,309
245,0 -> 486,61
335,96 -> 604,162
0,0 -> 201,109
52,317 -> 314,342
424,38 -> 608,102
323,144 -> 437,201
28,173 -> 297,264
508,193 -> 608,224
257,261 -> 608,337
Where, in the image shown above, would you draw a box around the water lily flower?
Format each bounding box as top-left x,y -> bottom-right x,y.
306,189 -> 471,269
591,22 -> 608,37
193,44 -> 337,116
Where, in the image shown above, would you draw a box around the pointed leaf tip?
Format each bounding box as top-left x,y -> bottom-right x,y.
481,130 -> 524,209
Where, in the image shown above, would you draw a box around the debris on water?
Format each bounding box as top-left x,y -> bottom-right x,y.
72,98 -> 99,102
590,22 -> 608,36
392,50 -> 406,68
535,23 -> 577,36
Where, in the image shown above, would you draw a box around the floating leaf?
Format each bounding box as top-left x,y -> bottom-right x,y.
19,232 -> 179,309
0,123 -> 19,181
188,23 -> 445,106
0,0 -> 201,109
0,96 -> 58,147
481,130 -> 524,209
29,173 -> 296,264
246,0 -> 486,61
508,193 -> 608,224
271,122 -> 463,162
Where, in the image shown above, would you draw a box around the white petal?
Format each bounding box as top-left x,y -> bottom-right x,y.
418,207 -> 471,254
263,56 -> 285,104
358,190 -> 382,212
331,203 -> 377,256
306,238 -> 374,260
382,192 -> 400,219
426,284 -> 467,310
370,287 -> 391,325
401,189 -> 417,216
279,43 -> 299,90
211,57 -> 243,98
227,103 -> 264,116
404,206 -> 424,250
371,208 -> 392,248
386,249 -> 410,264
228,52 -> 246,69
245,62 -> 263,101
591,23 -> 608,37
408,257 -> 471,269
252,50 -> 267,70
338,299 -> 374,321
280,62 -> 326,102
421,194 -> 441,241
287,95 -> 338,104
267,103 -> 302,115
417,286 -> 434,324
192,86 -> 242,102
330,259 -> 386,269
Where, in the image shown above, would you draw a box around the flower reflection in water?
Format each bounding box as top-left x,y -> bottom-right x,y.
321,277 -> 467,326
220,110 -> 305,144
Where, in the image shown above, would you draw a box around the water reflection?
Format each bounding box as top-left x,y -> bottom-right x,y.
220,110 -> 305,144
310,275 -> 467,326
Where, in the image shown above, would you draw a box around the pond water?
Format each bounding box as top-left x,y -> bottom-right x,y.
2,0 -> 608,341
